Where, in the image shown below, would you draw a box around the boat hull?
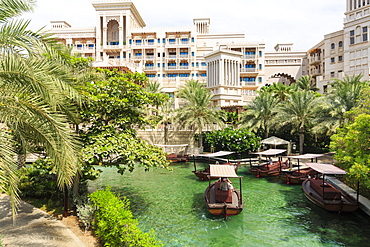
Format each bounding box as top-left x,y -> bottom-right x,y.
204,181 -> 243,217
302,179 -> 359,212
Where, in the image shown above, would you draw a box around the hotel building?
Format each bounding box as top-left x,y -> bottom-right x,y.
306,0 -> 370,93
47,0 -> 306,108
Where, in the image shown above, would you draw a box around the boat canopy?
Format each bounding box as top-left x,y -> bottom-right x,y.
199,151 -> 234,157
210,165 -> 239,178
252,149 -> 286,156
285,153 -> 325,159
306,163 -> 347,175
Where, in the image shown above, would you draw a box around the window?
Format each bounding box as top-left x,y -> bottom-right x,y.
350,30 -> 355,44
157,63 -> 161,67
191,37 -> 194,42
330,71 -> 335,78
331,43 -> 335,49
135,40 -> 142,44
258,77 -> 262,83
338,56 -> 343,62
363,26 -> 368,42
338,41 -> 343,47
201,62 -> 207,66
258,64 -> 262,70
331,57 -> 335,63
162,38 -> 166,43
157,39 -> 160,43
192,52 -> 194,56
259,51 -> 262,57
88,44 -> 94,47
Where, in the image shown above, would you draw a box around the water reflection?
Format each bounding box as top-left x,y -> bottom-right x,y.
89,162 -> 370,246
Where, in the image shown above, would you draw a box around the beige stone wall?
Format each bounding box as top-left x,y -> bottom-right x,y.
137,130 -> 196,146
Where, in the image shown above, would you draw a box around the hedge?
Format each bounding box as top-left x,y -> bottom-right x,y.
89,187 -> 162,247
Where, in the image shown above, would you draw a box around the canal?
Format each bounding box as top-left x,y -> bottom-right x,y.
88,162 -> 370,247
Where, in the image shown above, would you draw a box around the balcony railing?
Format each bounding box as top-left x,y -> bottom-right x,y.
243,55 -> 256,60
240,68 -> 256,73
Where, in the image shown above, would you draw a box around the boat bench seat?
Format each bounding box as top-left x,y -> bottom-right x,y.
310,179 -> 341,200
213,182 -> 232,203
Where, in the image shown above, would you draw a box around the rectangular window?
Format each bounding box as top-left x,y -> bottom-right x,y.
169,39 -> 176,43
330,72 -> 335,78
192,37 -> 194,42
363,33 -> 368,42
258,77 -> 262,83
201,62 -> 207,66
350,37 -> 355,44
88,44 -> 94,47
135,40 -> 142,44
192,52 -> 194,56
363,26 -> 368,33
259,51 -> 262,57
338,56 -> 343,62
157,39 -> 160,43
157,63 -> 161,67
258,64 -> 262,70
331,57 -> 335,63
162,38 -> 166,43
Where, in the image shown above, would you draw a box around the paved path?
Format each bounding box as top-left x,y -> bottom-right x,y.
0,194 -> 85,247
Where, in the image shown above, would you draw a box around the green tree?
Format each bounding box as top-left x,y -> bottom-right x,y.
176,80 -> 225,148
331,114 -> 370,190
292,75 -> 319,92
79,70 -> 169,175
268,82 -> 293,101
240,91 -> 278,138
0,0 -> 81,217
274,90 -> 320,154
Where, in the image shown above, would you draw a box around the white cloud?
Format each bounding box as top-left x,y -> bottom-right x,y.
23,0 -> 346,50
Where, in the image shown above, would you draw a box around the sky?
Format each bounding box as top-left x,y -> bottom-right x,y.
23,0 -> 346,51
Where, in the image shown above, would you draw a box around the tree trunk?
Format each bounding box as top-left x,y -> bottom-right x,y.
299,127 -> 305,154
164,123 -> 168,145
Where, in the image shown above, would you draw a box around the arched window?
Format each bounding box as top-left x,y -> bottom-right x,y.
331,43 -> 335,49
338,41 -> 343,47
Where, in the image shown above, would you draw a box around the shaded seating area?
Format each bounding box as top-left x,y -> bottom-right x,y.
310,179 -> 342,200
213,181 -> 233,203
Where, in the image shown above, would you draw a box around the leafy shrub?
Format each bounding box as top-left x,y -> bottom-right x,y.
202,127 -> 261,155
89,187 -> 162,247
73,194 -> 96,233
18,159 -> 62,201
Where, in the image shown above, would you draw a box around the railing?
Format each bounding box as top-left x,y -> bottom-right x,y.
243,55 -> 256,60
240,68 -> 256,73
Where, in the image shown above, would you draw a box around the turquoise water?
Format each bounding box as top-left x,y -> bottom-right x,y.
88,162 -> 370,247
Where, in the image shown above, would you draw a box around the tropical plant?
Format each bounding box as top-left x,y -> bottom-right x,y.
331,114 -> 370,191
176,80 -> 225,148
203,127 -> 261,154
0,0 -> 81,218
239,91 -> 279,138
292,75 -> 319,91
79,70 -> 169,175
273,90 -> 321,154
155,98 -> 176,145
268,82 -> 293,101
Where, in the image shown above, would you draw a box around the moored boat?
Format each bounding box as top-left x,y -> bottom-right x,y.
279,153 -> 324,184
204,165 -> 243,218
193,151 -> 238,180
302,163 -> 359,212
248,149 -> 287,177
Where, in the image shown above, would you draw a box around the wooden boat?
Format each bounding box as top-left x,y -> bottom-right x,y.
279,153 -> 324,184
248,149 -> 287,177
166,153 -> 188,163
302,163 -> 359,212
155,144 -> 189,163
193,151 -> 239,180
204,165 -> 243,218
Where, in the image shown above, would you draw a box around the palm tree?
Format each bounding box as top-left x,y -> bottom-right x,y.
273,90 -> 320,154
176,80 -> 224,149
239,91 -> 278,138
268,82 -> 293,102
0,0 -> 81,217
313,74 -> 369,135
156,98 -> 176,145
292,75 -> 319,92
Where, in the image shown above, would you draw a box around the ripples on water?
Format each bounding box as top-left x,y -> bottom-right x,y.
88,162 -> 370,247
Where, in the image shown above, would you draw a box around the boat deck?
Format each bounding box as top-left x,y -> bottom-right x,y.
208,184 -> 239,208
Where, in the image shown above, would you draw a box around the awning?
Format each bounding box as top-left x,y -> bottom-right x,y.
252,149 -> 286,156
199,151 -> 234,157
285,153 -> 324,159
261,136 -> 290,145
210,165 -> 239,178
306,163 -> 347,175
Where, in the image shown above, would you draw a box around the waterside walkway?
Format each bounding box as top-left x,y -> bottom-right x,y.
326,177 -> 370,216
0,194 -> 85,247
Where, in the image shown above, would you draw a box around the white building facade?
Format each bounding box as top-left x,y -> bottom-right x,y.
49,0 -> 305,108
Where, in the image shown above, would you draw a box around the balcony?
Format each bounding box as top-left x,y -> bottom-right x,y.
145,55 -> 155,60
240,68 -> 257,73
144,65 -> 156,70
133,55 -> 143,60
243,55 -> 256,60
